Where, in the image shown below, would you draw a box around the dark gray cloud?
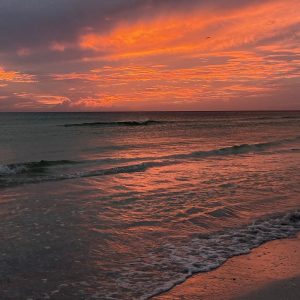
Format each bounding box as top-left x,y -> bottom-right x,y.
0,0 -> 136,51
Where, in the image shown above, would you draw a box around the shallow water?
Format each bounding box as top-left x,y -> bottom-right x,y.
0,111 -> 300,299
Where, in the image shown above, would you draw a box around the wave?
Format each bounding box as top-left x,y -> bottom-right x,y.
146,210 -> 300,299
1,135 -> 299,187
0,160 -> 75,176
61,115 -> 300,128
167,135 -> 300,160
0,161 -> 164,187
62,120 -> 166,127
244,115 -> 300,121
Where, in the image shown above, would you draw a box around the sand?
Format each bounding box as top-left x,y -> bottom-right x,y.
153,234 -> 300,300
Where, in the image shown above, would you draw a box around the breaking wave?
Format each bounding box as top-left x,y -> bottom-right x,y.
62,120 -> 166,127
0,160 -> 75,176
145,210 -> 300,299
166,135 -> 300,160
1,135 -> 299,187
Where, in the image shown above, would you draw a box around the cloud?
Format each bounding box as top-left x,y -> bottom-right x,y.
0,0 -> 299,111
0,0 -> 277,53
0,66 -> 37,83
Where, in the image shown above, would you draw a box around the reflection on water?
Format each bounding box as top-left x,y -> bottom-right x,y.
0,112 -> 300,299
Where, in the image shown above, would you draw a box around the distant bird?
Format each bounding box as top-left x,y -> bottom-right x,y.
206,36 -> 211,39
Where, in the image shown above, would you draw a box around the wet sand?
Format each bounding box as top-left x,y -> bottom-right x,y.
153,233 -> 300,300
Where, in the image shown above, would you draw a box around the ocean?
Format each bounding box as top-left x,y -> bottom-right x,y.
0,111 -> 300,299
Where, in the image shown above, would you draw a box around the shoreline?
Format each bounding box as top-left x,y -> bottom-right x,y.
152,233 -> 300,300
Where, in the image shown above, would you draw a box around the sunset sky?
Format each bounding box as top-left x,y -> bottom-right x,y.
0,0 -> 300,111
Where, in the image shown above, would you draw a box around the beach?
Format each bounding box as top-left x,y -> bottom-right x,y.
1,112 -> 300,299
2,0 -> 300,298
154,234 -> 300,300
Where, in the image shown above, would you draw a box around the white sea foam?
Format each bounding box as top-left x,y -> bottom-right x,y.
83,210 -> 300,300
143,210 -> 300,299
0,164 -> 27,175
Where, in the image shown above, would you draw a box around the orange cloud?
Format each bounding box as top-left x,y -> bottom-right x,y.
14,92 -> 70,105
51,43 -> 299,108
58,0 -> 297,109
2,0 -> 300,111
79,0 -> 300,60
0,67 -> 36,83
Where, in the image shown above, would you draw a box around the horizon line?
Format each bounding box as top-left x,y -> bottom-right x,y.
0,109 -> 300,113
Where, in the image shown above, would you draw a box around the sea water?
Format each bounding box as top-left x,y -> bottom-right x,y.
0,111 -> 300,299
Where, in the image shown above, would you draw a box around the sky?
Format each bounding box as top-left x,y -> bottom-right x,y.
0,0 -> 300,111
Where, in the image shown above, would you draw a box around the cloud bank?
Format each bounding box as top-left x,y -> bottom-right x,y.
0,0 -> 299,111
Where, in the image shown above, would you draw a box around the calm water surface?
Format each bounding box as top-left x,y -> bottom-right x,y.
0,112 -> 300,299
